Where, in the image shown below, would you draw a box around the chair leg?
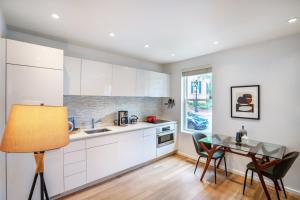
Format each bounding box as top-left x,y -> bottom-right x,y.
250,170 -> 254,185
243,169 -> 249,195
280,179 -> 287,199
274,180 -> 281,200
194,156 -> 201,174
223,156 -> 228,176
214,159 -> 217,184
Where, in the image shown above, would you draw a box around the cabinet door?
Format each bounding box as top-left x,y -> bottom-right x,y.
135,69 -> 148,96
112,65 -> 136,96
143,128 -> 157,162
6,64 -> 63,113
86,142 -> 118,183
118,130 -> 143,170
64,56 -> 81,95
147,71 -> 162,97
161,73 -> 170,97
7,149 -> 64,200
6,39 -> 63,70
81,59 -> 112,96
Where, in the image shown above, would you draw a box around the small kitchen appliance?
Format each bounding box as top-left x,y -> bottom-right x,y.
130,115 -> 138,124
146,115 -> 157,123
118,111 -> 129,126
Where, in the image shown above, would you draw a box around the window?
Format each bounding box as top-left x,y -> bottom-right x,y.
182,68 -> 212,134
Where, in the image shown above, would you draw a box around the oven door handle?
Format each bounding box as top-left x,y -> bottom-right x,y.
157,131 -> 174,137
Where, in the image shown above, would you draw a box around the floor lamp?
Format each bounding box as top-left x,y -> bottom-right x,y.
0,105 -> 69,200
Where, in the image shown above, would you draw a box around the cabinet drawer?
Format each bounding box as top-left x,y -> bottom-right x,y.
86,135 -> 118,149
7,39 -> 63,69
64,140 -> 86,153
64,161 -> 86,177
143,128 -> 156,137
64,172 -> 86,191
64,150 -> 86,165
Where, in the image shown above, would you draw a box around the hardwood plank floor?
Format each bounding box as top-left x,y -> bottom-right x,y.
60,155 -> 300,200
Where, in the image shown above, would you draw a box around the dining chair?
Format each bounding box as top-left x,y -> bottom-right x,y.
192,132 -> 227,184
243,151 -> 299,200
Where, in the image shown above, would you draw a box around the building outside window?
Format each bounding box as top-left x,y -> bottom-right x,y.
182,68 -> 212,134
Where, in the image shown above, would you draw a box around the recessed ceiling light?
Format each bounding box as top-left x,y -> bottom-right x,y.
213,41 -> 219,45
51,13 -> 60,19
288,18 -> 298,24
171,53 -> 175,57
109,32 -> 116,37
144,44 -> 150,48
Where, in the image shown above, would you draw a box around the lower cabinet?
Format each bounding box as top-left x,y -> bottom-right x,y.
142,128 -> 157,162
118,130 -> 143,171
7,149 -> 64,200
86,142 -> 119,183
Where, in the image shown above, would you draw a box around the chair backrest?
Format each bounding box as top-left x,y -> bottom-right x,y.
192,132 -> 207,155
273,151 -> 299,179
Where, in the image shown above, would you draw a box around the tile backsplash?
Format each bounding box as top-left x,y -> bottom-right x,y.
64,96 -> 163,127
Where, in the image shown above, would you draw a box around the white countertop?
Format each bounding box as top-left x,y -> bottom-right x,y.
70,121 -> 177,141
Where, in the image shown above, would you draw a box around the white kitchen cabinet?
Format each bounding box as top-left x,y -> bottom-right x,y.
6,64 -> 63,113
135,69 -> 148,96
7,149 -> 64,200
86,142 -> 119,183
64,172 -> 86,191
112,65 -> 137,96
118,130 -> 143,171
81,59 -> 113,96
64,56 -> 81,95
147,71 -> 171,97
161,73 -> 170,97
6,39 -> 63,70
142,128 -> 157,162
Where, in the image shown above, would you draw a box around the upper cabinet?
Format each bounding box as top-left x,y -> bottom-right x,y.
6,39 -> 63,70
112,65 -> 137,96
81,59 -> 113,96
135,69 -> 148,96
63,57 -> 170,97
64,56 -> 81,95
147,71 -> 170,97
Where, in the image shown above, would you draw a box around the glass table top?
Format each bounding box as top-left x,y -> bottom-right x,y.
198,134 -> 286,159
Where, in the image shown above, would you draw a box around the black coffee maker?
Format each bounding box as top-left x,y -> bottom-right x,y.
118,111 -> 128,126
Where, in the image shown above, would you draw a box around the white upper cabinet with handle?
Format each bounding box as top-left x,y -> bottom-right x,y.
64,56 -> 81,95
81,59 -> 113,96
112,65 -> 137,96
6,39 -> 63,69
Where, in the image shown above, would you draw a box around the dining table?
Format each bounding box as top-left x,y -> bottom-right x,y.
198,134 -> 286,200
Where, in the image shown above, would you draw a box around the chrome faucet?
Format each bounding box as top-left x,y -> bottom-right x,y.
91,118 -> 102,129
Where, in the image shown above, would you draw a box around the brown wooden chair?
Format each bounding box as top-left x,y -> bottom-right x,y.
192,132 -> 227,184
243,151 -> 299,200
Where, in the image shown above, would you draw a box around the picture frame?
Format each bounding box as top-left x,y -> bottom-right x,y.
231,85 -> 260,120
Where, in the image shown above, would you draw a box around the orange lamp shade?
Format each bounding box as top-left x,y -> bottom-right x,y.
0,105 -> 69,153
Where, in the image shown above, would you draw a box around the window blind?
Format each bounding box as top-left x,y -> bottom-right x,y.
182,66 -> 212,76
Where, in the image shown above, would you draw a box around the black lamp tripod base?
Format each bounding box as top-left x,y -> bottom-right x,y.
28,172 -> 49,200
28,151 -> 49,200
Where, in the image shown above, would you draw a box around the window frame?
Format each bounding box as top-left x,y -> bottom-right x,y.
181,68 -> 212,134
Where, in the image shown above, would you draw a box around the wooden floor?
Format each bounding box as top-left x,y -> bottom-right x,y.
60,155 -> 300,200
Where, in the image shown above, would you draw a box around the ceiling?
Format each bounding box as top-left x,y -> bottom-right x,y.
1,0 -> 300,64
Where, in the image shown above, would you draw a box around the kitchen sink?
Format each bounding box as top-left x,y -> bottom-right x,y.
84,128 -> 111,134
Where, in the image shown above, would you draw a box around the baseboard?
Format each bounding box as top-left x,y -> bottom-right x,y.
176,151 -> 300,196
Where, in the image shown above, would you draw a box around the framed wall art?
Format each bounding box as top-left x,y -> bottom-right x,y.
231,85 -> 260,120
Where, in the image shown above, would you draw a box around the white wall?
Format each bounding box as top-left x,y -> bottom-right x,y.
162,34 -> 300,194
6,28 -> 162,72
0,9 -> 6,200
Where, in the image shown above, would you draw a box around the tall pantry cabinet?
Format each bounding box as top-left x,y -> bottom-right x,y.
3,39 -> 64,200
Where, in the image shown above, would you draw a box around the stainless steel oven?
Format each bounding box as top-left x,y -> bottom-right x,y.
156,125 -> 175,148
